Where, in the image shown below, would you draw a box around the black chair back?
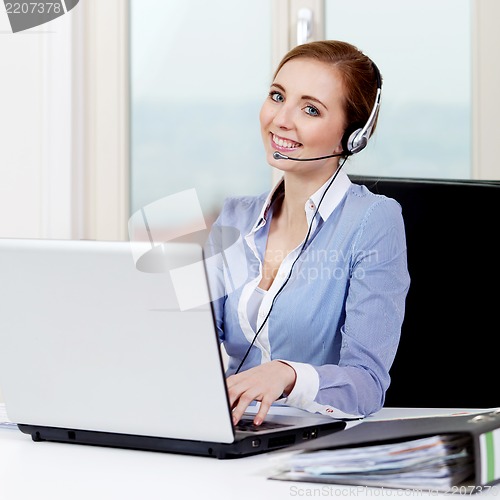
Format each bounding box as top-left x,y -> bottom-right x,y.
351,175 -> 500,408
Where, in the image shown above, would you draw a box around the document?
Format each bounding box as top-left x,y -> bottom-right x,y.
270,434 -> 474,491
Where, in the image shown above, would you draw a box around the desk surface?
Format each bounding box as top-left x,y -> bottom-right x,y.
0,406 -> 496,500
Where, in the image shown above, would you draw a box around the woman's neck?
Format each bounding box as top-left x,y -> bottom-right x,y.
279,168 -> 338,224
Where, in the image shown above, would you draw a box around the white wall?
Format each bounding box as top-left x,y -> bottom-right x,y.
0,11 -> 74,239
0,0 -> 129,242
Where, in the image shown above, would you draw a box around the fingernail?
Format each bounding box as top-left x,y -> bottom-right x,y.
254,418 -> 262,426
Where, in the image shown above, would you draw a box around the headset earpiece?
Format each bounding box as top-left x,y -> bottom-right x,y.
341,61 -> 382,156
341,123 -> 364,156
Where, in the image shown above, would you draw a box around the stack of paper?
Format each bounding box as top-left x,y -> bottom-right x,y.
270,434 -> 474,490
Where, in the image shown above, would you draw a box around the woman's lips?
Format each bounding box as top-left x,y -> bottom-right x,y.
271,133 -> 302,151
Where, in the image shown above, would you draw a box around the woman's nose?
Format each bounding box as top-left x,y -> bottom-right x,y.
272,104 -> 294,130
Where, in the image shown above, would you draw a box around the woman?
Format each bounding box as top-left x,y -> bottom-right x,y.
204,40 -> 410,426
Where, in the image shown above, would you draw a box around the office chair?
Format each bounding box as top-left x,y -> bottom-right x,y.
351,175 -> 500,408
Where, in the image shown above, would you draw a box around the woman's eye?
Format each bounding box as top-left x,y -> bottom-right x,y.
304,105 -> 320,116
269,91 -> 284,103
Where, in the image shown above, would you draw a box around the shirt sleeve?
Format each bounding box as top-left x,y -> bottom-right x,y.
277,360 -> 363,419
203,207 -> 228,343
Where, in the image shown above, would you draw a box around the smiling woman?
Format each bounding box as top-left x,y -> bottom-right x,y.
204,40 -> 410,427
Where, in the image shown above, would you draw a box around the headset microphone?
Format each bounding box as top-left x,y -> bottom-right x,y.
272,151 -> 343,161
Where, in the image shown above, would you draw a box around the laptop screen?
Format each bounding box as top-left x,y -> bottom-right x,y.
0,238 -> 234,443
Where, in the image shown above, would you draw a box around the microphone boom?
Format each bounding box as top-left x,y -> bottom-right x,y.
273,151 -> 344,161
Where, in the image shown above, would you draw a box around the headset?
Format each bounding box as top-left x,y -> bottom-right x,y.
341,61 -> 382,156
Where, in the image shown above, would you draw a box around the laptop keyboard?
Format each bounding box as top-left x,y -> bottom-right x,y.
235,417 -> 291,432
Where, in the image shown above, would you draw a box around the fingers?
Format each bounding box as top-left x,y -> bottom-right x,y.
231,392 -> 273,426
253,397 -> 273,426
231,395 -> 254,425
226,361 -> 294,426
227,376 -> 257,425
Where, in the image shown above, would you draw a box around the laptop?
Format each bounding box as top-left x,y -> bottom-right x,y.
0,237 -> 347,459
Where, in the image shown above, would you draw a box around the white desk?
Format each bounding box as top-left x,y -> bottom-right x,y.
0,407 -> 496,500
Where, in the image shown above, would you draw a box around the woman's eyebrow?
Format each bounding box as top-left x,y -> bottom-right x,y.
270,83 -> 328,111
270,83 -> 286,93
302,94 -> 328,111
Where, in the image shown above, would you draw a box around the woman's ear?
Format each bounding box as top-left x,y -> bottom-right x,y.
333,141 -> 344,155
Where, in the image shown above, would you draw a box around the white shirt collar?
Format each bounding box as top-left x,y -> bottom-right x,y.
250,169 -> 351,233
307,169 -> 351,222
250,178 -> 285,232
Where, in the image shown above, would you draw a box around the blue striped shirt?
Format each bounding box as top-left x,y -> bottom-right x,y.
204,170 -> 410,418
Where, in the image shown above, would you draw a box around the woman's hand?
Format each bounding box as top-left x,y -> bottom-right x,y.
226,360 -> 296,426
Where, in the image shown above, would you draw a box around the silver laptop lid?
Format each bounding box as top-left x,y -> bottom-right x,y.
0,238 -> 234,443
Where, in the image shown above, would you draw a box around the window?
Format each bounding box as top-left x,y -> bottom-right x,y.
324,0 -> 472,180
130,0 -> 485,240
130,0 -> 273,233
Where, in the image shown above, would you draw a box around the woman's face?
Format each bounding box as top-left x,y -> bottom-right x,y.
260,57 -> 347,171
